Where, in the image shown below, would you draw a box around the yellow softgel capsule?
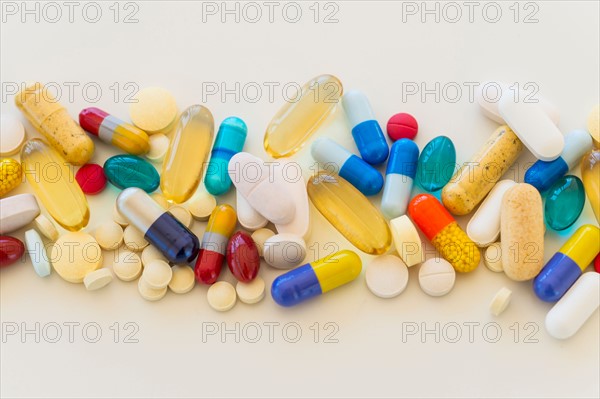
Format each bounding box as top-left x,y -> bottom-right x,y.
264,74 -> 343,158
0,158 -> 22,197
307,172 -> 391,255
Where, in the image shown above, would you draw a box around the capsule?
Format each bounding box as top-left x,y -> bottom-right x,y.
194,204 -> 237,285
271,250 -> 362,307
381,139 -> 419,218
311,138 -> 383,196
534,224 -> 600,302
161,105 -> 214,204
116,187 -> 199,263
20,139 -> 89,231
580,148 -> 600,224
525,129 -> 592,192
342,90 -> 389,165
204,117 -> 247,196
226,231 -> 260,283
79,107 -> 150,155
408,194 -> 479,273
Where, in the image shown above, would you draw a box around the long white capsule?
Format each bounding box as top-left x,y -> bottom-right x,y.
467,180 -> 516,247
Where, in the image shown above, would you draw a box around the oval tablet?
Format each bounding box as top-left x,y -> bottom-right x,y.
94,221 -> 124,250
207,281 -> 237,312
168,265 -> 195,294
138,278 -> 168,301
0,114 -> 26,156
545,175 -> 585,231
0,193 -> 40,234
366,255 -> 409,299
0,236 -> 24,268
418,258 -> 456,297
390,215 -> 423,267
236,277 -> 266,304
129,87 -> 178,134
142,259 -> 172,289
104,154 -> 160,193
490,287 -> 512,316
51,232 -> 102,283
24,229 -> 51,277
227,231 -> 260,282
34,215 -> 58,242
263,234 -> 307,269
113,250 -> 142,282
83,268 -> 113,291
416,136 -> 456,192
387,113 -> 418,141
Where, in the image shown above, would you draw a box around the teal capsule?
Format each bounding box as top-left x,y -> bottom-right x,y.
104,154 -> 159,193
204,117 -> 247,196
416,136 -> 456,192
545,175 -> 585,231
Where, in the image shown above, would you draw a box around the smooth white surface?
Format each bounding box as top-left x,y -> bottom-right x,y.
390,215 -> 423,267
272,161 -> 311,238
490,287 -> 513,316
263,234 -> 307,269
342,89 -> 375,127
24,229 -> 51,278
83,268 -> 114,291
365,255 -> 409,298
418,258 -> 456,297
381,174 -> 413,219
311,137 -> 352,166
0,114 -> 26,156
0,193 -> 40,234
1,2 -> 599,398
561,129 -> 594,168
33,214 -> 59,242
235,188 -> 268,230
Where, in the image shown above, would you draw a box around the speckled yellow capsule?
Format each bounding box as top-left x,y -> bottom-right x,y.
0,158 -> 22,197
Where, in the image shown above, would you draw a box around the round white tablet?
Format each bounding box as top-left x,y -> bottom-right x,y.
95,221 -> 124,250
418,258 -> 456,297
1,114 -> 26,156
484,243 -> 503,273
490,287 -> 512,316
24,229 -> 51,277
168,265 -> 195,294
146,134 -> 170,162
123,225 -> 148,251
34,215 -> 59,242
142,259 -> 172,289
51,232 -> 102,283
187,191 -> 216,221
366,255 -> 409,299
151,193 -> 169,209
113,203 -> 129,226
113,250 -> 142,282
263,234 -> 306,269
207,281 -> 237,312
251,228 -> 276,257
138,277 -> 168,301
141,244 -> 167,267
236,277 -> 266,304
169,205 -> 192,228
83,268 -> 114,291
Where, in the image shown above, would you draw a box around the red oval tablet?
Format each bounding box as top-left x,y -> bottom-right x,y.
595,253 -> 600,273
0,236 -> 25,268
387,113 -> 418,141
226,231 -> 260,283
76,163 -> 107,195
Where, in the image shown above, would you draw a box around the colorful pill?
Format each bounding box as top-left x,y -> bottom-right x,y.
408,194 -> 479,273
0,158 -> 22,197
0,236 -> 24,268
205,117 -> 247,196
75,163 -> 107,195
311,138 -> 383,196
226,231 -> 260,283
116,187 -> 199,264
342,90 -> 389,165
416,136 -> 456,192
381,139 -> 419,219
104,154 -> 159,193
544,175 -> 585,231
79,107 -> 150,155
387,113 -> 418,141
194,204 -> 237,285
271,250 -> 362,307
534,224 -> 600,302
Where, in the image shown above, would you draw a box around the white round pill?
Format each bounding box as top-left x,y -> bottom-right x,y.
0,114 -> 26,156
146,134 -> 170,162
151,193 -> 169,209
123,225 -> 149,251
113,203 -> 129,226
251,228 -> 276,257
236,277 -> 266,304
95,221 -> 124,250
138,277 -> 168,301
169,205 -> 192,228
490,287 -> 512,316
207,281 -> 237,312
83,268 -> 114,291
168,265 -> 195,294
366,255 -> 409,299
263,234 -> 306,269
33,215 -> 59,242
142,259 -> 172,289
141,244 -> 167,267
187,191 -> 216,221
113,250 -> 142,282
484,243 -> 503,273
418,258 -> 456,297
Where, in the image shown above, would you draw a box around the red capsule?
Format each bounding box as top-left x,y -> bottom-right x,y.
227,231 -> 260,282
76,163 -> 107,195
594,253 -> 600,273
0,236 -> 25,268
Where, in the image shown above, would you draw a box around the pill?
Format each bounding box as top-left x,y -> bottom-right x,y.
24,229 -> 51,277
236,277 -> 266,304
534,225 -> 600,302
15,83 -> 94,165
581,149 -> 600,223
545,272 -> 599,339
0,158 -> 22,197
263,233 -> 307,269
365,255 -> 409,299
381,139 -> 419,218
342,89 -> 389,165
168,205 -> 192,228
466,179 -> 516,247
416,136 -> 456,192
408,194 -> 479,273
187,191 -> 217,221
112,250 -> 142,282
129,87 -> 178,134
264,74 -> 342,158
525,129 -> 592,192
229,152 -> 295,225
113,203 -> 129,227
123,225 -> 149,251
418,258 -> 456,297
307,172 -> 391,255
251,228 -> 275,257
168,265 -> 195,294
146,134 -> 170,162
272,161 -> 311,239
0,114 -> 26,156
151,193 -> 169,209
500,184 -> 544,281
594,254 -> 600,273
390,215 -> 423,267
226,232 -> 260,282
51,232 -> 102,283
79,107 -> 150,155
0,236 -> 24,268
489,287 -> 512,316
104,154 -> 160,193
205,117 -> 247,196
311,137 -> 383,196
271,250 -> 362,307
142,259 -> 172,290
588,104 -> 599,143
75,163 -> 107,195
236,188 -> 268,230
207,281 -> 237,311
95,221 -> 124,250
32,215 -> 57,242
484,243 -> 503,273
0,193 -> 40,234
141,244 -> 167,266
83,268 -> 114,291
387,113 -> 418,141
161,105 -> 214,204
194,204 -> 237,284
117,188 -> 199,263
442,126 -> 523,215
21,139 -> 88,231
545,176 -> 585,231
138,278 -> 168,301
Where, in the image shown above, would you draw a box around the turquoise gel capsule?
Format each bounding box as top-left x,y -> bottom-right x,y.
204,117 -> 248,196
545,175 -> 585,231
416,136 -> 456,192
104,154 -> 160,193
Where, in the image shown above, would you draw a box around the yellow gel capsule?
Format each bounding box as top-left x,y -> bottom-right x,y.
160,105 -> 214,204
307,172 -> 391,255
581,148 -> 600,223
0,158 -> 22,197
20,139 -> 89,231
264,74 -> 343,158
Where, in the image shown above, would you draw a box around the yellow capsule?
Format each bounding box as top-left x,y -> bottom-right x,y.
0,158 -> 22,197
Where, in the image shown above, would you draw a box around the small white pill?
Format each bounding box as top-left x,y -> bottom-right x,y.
138,277 -> 168,301
141,244 -> 167,267
390,215 -> 423,267
207,281 -> 237,312
168,265 -> 195,294
0,114 -> 26,156
236,189 -> 268,230
251,228 -> 276,257
484,243 -> 503,273
0,193 -> 40,234
263,233 -> 306,269
95,221 -> 124,250
490,287 -> 512,316
33,215 -> 58,242
418,258 -> 455,297
187,191 -> 217,221
83,268 -> 114,291
123,225 -> 149,251
366,255 -> 409,299
113,250 -> 142,282
151,193 -> 169,209
24,229 -> 51,277
113,203 -> 129,226
146,133 -> 170,162
169,205 -> 192,228
142,259 -> 172,289
236,277 -> 266,304
467,180 -> 516,247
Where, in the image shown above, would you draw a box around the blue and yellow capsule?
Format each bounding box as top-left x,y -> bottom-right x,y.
271,250 -> 362,307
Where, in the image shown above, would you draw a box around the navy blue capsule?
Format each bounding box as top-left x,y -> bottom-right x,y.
146,212 -> 200,263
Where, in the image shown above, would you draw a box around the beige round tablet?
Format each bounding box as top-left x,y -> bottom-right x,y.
34,214 -> 59,241
138,277 -> 168,301
94,221 -> 124,250
187,191 -> 216,221
490,287 -> 512,316
207,281 -> 237,312
484,243 -> 503,273
169,205 -> 192,228
151,193 -> 169,209
51,232 -> 103,283
113,203 -> 129,226
141,244 -> 167,267
142,259 -> 172,289
1,114 -> 26,156
236,277 -> 265,304
366,255 -> 409,299
130,87 -> 178,134
146,134 -> 170,162
418,258 -> 455,297
168,265 -> 195,294
113,250 -> 142,281
251,228 -> 276,257
83,268 -> 114,291
123,225 -> 148,251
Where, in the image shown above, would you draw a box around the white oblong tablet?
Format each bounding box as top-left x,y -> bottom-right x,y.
263,233 -> 307,269
484,243 -> 503,273
123,225 -> 149,251
467,179 -> 516,247
146,133 -> 169,162
142,259 -> 172,289
83,268 -> 114,291
546,272 -> 600,340
236,189 -> 268,230
0,114 -> 26,156
418,258 -> 455,297
390,215 -> 423,267
95,221 -> 124,250
207,281 -> 237,312
273,161 -> 311,239
169,205 -> 192,228
490,287 -> 512,316
141,244 -> 167,267
366,255 -> 409,299
0,193 -> 40,234
236,277 -> 266,304
251,228 -> 276,257
168,265 -> 195,294
187,191 -> 216,221
138,277 -> 168,301
34,215 -> 59,242
24,229 -> 51,277
113,250 -> 142,282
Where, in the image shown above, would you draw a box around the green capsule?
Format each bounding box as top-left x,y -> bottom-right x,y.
416,136 -> 456,192
545,175 -> 585,231
104,154 -> 159,193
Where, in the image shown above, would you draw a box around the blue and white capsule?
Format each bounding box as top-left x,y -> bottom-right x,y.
525,129 -> 592,192
311,137 -> 384,196
381,139 -> 419,219
342,90 -> 389,165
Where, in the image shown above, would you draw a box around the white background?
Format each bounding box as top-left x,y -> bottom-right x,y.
1,1 -> 599,398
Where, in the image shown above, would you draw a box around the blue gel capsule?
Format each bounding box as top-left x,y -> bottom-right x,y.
205,117 -> 247,196
381,139 -> 419,219
342,90 -> 389,165
311,138 -> 384,196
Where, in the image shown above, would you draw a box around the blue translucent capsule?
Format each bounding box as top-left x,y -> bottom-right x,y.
544,175 -> 585,231
416,136 -> 456,192
381,139 -> 419,219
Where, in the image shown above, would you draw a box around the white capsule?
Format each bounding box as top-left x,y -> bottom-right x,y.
467,180 -> 516,247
